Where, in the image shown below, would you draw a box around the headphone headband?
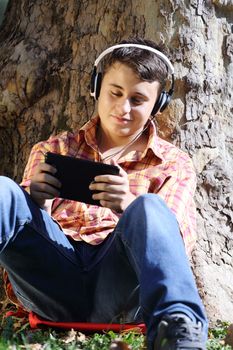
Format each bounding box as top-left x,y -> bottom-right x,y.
93,43 -> 174,75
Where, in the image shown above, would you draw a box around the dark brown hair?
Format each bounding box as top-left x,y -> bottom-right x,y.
102,37 -> 169,90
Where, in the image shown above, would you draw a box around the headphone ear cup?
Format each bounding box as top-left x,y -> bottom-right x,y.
151,91 -> 171,116
160,92 -> 171,113
90,70 -> 102,100
90,68 -> 96,97
94,72 -> 102,100
151,92 -> 164,116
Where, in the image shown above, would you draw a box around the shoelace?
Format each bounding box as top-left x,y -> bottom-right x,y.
166,317 -> 203,348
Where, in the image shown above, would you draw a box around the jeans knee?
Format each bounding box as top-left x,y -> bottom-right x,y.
0,176 -> 18,196
0,176 -> 16,187
129,194 -> 179,234
134,194 -> 175,218
0,176 -> 26,208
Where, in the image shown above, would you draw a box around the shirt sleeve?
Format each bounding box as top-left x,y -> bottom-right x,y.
20,142 -> 48,191
156,154 -> 197,255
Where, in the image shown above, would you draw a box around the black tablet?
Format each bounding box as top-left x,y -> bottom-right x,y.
45,152 -> 120,205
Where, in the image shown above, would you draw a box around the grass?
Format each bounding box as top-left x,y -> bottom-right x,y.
207,321 -> 233,350
0,311 -> 232,349
0,313 -> 145,349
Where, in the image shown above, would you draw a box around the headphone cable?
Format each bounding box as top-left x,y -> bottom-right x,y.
100,119 -> 151,163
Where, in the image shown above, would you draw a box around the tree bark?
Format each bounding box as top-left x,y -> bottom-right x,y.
0,0 -> 232,325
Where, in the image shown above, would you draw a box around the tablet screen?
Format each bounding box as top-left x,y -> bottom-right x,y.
45,152 -> 120,205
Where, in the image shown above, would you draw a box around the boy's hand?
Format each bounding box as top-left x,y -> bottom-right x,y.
30,163 -> 61,207
89,163 -> 136,212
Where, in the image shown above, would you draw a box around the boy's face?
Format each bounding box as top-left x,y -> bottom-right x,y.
97,62 -> 160,143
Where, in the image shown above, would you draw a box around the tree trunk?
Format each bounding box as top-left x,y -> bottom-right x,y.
0,0 -> 232,326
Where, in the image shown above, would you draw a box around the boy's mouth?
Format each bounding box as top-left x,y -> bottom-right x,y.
111,115 -> 131,123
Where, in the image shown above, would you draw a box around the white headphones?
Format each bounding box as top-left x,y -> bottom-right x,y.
90,43 -> 175,115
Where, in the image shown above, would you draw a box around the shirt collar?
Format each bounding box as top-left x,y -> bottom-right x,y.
77,115 -> 100,151
145,120 -> 165,162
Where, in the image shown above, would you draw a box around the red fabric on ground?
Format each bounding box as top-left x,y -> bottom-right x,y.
5,309 -> 146,333
29,312 -> 146,333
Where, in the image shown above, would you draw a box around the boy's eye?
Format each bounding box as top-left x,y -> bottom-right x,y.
110,91 -> 145,105
131,97 -> 144,105
111,91 -> 121,97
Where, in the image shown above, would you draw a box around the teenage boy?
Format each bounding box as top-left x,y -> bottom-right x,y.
0,38 -> 208,349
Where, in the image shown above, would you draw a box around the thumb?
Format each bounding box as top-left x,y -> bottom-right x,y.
110,158 -> 118,166
110,159 -> 124,176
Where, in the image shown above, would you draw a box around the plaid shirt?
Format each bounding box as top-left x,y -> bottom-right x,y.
21,116 -> 197,255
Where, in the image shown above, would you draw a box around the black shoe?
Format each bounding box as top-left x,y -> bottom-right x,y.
154,313 -> 206,349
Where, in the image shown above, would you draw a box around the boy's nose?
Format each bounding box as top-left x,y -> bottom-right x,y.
116,99 -> 131,115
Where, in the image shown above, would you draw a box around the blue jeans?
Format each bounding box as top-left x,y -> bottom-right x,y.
0,176 -> 207,348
